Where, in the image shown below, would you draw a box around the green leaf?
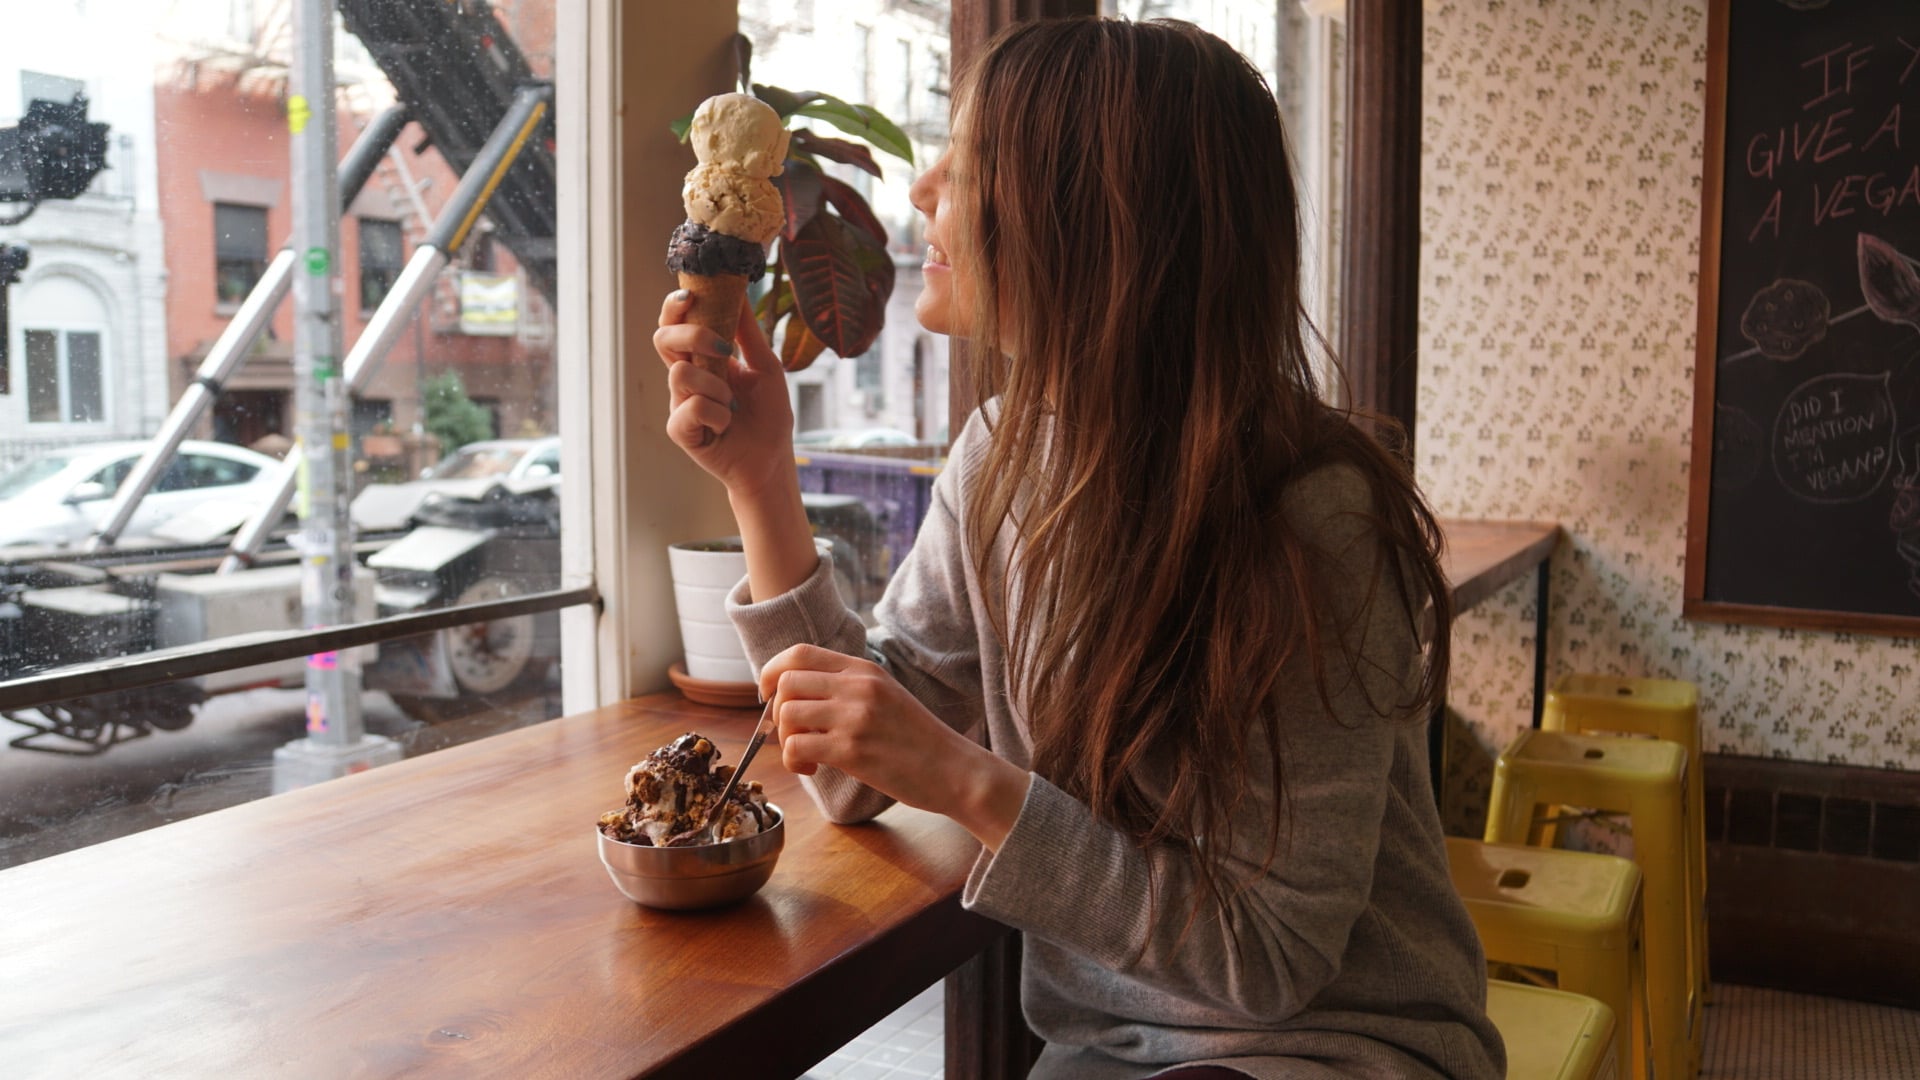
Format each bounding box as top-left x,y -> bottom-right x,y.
752,83 -> 828,119
785,212 -> 895,358
669,113 -> 693,143
795,96 -> 914,165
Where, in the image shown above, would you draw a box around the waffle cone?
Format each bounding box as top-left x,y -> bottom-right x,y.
677,272 -> 749,377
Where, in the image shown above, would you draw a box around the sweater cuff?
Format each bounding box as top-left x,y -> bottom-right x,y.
724,549 -> 841,669
962,774 -> 1091,928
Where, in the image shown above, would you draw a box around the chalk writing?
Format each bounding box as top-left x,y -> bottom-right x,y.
1771,372 -> 1897,502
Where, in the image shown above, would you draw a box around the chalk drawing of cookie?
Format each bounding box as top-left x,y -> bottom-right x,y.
1739,278 -> 1830,361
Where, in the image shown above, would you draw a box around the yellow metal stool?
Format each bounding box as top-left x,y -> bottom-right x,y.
1485,730 -> 1700,1080
1447,838 -> 1650,1078
1545,674 -> 1709,1007
1487,978 -> 1619,1080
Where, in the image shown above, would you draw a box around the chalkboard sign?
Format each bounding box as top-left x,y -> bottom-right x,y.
1687,0 -> 1920,635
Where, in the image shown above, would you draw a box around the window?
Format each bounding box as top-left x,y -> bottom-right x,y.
854,349 -> 884,411
359,218 -> 404,310
24,327 -> 104,424
172,453 -> 261,491
83,456 -> 135,495
854,24 -> 874,104
523,442 -> 560,476
897,39 -> 913,121
20,70 -> 84,108
351,396 -> 394,439
0,0 -> 584,871
213,202 -> 268,306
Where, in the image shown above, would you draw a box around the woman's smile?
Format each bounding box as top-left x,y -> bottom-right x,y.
924,242 -> 951,271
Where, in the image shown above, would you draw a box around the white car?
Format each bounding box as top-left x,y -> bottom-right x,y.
350,437 -> 560,531
0,440 -> 284,549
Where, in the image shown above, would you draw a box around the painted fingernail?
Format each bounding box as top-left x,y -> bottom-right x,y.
671,289 -> 690,302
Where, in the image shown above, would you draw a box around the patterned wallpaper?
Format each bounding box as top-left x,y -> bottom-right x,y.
1415,0 -> 1920,829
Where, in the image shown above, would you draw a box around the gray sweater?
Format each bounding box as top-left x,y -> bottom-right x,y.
728,411 -> 1504,1079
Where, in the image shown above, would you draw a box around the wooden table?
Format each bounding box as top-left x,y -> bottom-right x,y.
1439,518 -> 1562,722
0,520 -> 1560,1080
0,696 -> 1006,1079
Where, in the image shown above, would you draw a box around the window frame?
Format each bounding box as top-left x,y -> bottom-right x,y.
20,324 -> 109,427
212,201 -> 270,310
357,216 -> 405,312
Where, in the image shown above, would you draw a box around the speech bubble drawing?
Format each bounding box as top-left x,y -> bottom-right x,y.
1770,372 -> 1896,504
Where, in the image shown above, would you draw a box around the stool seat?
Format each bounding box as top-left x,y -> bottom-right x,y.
1545,673 -> 1711,1010
1448,838 -> 1648,1077
1486,729 -> 1698,1080
1497,729 -> 1687,785
1447,837 -> 1638,935
1487,979 -> 1619,1080
1546,674 -> 1698,724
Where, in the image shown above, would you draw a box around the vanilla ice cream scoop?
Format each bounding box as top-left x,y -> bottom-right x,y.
689,92 -> 790,180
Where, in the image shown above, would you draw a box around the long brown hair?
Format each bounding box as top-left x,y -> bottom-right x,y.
952,19 -> 1453,928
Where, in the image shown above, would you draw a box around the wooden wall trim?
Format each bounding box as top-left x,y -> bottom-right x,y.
1337,0 -> 1423,449
1703,754 -> 1920,1008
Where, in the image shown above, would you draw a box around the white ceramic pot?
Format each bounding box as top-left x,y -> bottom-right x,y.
668,537 -> 751,682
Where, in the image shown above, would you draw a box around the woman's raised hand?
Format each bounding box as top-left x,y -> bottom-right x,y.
653,290 -> 795,498
759,644 -> 1031,851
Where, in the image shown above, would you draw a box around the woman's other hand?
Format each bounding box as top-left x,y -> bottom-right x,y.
760,644 -> 1031,851
653,290 -> 795,498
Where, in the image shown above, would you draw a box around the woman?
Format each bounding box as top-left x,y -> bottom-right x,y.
652,18 -> 1503,1080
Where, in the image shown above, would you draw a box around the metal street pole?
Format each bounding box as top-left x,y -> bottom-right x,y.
274,0 -> 398,790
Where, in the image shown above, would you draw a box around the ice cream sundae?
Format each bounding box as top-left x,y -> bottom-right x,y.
598,731 -> 773,847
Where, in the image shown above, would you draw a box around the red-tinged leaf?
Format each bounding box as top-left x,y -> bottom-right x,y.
787,213 -> 895,358
779,314 -> 829,372
1859,234 -> 1920,329
774,158 -> 824,242
820,173 -> 890,247
792,129 -> 883,179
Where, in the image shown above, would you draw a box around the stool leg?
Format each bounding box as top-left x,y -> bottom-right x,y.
1557,949 -> 1637,1080
1484,767 -> 1541,847
1632,804 -> 1699,1080
1629,899 -> 1653,1080
1687,758 -> 1711,1006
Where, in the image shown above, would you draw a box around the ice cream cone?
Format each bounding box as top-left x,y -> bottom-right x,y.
677,272 -> 748,377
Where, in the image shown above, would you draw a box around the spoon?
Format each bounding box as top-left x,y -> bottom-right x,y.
679,698 -> 775,846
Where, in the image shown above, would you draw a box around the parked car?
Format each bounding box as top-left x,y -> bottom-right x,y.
350,436 -> 560,531
0,440 -> 284,549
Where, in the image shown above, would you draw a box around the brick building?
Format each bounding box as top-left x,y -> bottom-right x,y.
152,2 -> 557,467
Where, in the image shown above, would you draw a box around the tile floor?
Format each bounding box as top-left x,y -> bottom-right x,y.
801,980 -> 1920,1080
799,982 -> 945,1079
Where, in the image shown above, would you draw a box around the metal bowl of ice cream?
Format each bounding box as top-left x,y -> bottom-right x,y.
597,803 -> 784,910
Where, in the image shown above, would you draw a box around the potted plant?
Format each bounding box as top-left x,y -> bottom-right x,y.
671,35 -> 914,372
